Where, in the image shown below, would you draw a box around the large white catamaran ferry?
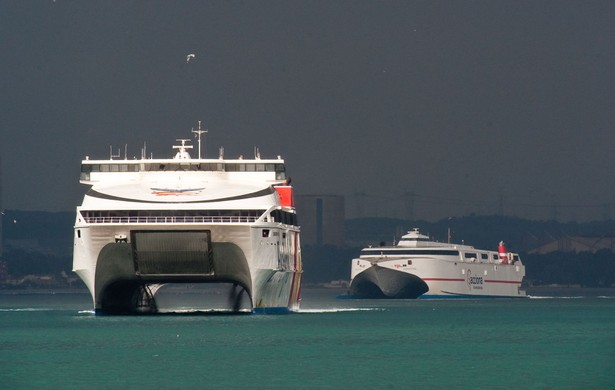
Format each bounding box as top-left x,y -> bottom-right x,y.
73,123 -> 302,314
349,229 -> 525,299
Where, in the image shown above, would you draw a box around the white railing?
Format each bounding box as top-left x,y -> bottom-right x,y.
83,216 -> 260,224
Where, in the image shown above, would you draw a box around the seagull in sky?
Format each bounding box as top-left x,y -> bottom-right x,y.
186,53 -> 196,63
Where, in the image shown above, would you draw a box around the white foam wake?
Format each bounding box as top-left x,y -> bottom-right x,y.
528,295 -> 584,299
297,307 -> 383,314
0,307 -> 52,312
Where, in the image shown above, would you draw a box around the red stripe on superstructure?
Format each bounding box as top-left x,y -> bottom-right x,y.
295,276 -> 302,306
288,274 -> 297,306
295,232 -> 302,303
287,231 -> 300,307
484,279 -> 522,284
422,278 -> 465,282
423,278 -> 522,285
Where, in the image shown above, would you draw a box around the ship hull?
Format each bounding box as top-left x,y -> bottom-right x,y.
349,265 -> 428,298
74,222 -> 302,314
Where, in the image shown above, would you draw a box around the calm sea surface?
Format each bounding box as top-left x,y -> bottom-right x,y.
1,288 -> 614,389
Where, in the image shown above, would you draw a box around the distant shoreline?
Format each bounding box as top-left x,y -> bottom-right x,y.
523,285 -> 615,297
0,288 -> 90,295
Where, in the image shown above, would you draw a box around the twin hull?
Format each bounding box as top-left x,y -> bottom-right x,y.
74,221 -> 302,314
350,256 -> 525,299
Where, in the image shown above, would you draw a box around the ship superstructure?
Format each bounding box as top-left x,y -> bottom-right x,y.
73,124 -> 302,314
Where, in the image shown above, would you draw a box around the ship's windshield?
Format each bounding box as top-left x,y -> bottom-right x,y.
399,237 -> 430,242
81,162 -> 286,177
361,249 -> 459,256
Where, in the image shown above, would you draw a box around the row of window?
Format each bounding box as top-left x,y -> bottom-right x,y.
81,163 -> 286,174
399,238 -> 431,243
361,249 -> 520,262
79,208 -> 299,227
81,209 -> 265,219
362,250 -> 460,256
270,209 -> 299,226
465,252 -> 494,260
463,252 -> 520,261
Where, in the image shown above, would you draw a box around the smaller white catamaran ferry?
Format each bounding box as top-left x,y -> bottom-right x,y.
349,229 -> 526,299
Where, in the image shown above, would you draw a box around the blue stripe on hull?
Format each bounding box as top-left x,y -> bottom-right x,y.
419,294 -> 527,299
252,307 -> 293,314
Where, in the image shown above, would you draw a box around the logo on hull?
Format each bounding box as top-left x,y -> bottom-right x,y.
466,270 -> 484,289
150,188 -> 205,196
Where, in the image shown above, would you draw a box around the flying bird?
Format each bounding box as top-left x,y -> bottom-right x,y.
186,53 -> 196,63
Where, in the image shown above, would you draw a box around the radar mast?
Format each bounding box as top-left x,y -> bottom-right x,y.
191,120 -> 208,159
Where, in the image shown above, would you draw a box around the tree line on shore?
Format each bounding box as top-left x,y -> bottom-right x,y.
301,245 -> 615,288
1,212 -> 614,289
1,243 -> 613,289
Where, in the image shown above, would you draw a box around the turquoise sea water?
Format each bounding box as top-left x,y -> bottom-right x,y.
1,288 -> 614,389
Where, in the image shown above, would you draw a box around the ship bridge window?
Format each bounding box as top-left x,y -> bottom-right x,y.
126,164 -> 139,172
82,164 -> 139,173
360,249 -> 459,256
86,161 -> 283,174
140,164 -> 155,172
464,253 -> 477,261
224,163 -> 285,176
481,253 -> 489,260
270,209 -> 298,226
399,237 -> 430,243
164,163 -> 184,171
224,163 -> 278,173
200,163 -> 223,171
275,164 -> 286,180
144,163 -> 215,172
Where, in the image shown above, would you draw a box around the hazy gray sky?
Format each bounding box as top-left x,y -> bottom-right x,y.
1,1 -> 614,221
